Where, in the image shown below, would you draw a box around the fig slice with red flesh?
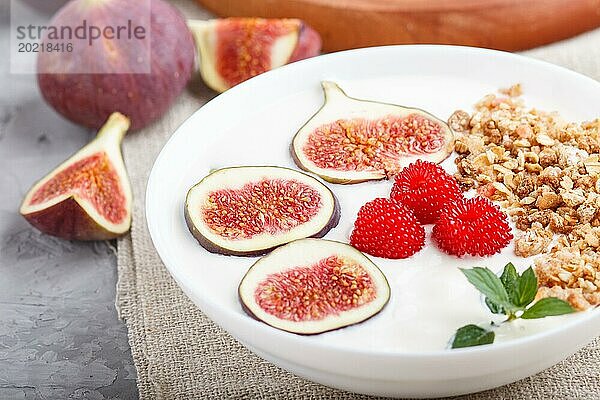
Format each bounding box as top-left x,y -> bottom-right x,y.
292,81 -> 455,184
20,112 -> 132,240
185,166 -> 339,256
188,18 -> 321,93
239,238 -> 390,334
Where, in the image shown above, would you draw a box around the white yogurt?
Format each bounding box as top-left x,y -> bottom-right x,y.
178,76 -> 587,353
300,153 -> 580,352
311,225 -> 579,352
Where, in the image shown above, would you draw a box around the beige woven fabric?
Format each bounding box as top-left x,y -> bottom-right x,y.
116,3 -> 600,398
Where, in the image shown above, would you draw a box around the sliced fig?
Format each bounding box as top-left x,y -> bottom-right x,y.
185,166 -> 339,256
239,238 -> 390,334
188,18 -> 321,92
20,112 -> 132,240
292,81 -> 455,184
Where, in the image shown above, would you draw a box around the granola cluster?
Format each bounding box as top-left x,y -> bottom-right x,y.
450,84 -> 600,309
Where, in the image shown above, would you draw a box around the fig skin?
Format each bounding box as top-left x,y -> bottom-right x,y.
20,112 -> 132,241
24,197 -> 125,241
238,239 -> 391,335
184,166 -> 340,257
289,23 -> 322,63
37,0 -> 195,131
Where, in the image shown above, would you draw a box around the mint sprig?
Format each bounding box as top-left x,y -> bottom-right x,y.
451,262 -> 576,349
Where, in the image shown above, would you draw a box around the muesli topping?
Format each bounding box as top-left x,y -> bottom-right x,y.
451,85 -> 600,309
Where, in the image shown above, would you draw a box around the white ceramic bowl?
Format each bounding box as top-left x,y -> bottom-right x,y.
146,45 -> 600,398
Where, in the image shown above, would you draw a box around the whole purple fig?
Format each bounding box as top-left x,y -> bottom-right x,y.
37,0 -> 195,130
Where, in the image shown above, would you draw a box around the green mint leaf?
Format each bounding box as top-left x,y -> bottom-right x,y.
485,297 -> 504,314
484,263 -> 521,314
521,297 -> 575,319
451,324 -> 495,349
514,267 -> 538,308
500,262 -> 519,303
461,267 -> 512,310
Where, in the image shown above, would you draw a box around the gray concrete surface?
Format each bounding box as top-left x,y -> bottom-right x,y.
0,2 -> 138,399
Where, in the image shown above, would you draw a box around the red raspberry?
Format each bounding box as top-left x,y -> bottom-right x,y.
432,196 -> 513,257
350,198 -> 425,259
391,160 -> 462,224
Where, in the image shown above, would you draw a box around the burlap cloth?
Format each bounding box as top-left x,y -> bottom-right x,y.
116,2 -> 600,398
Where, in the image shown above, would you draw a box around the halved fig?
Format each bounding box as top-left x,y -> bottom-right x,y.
239,238 -> 390,334
188,18 -> 321,93
292,81 -> 455,184
20,112 -> 132,240
185,166 -> 339,256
